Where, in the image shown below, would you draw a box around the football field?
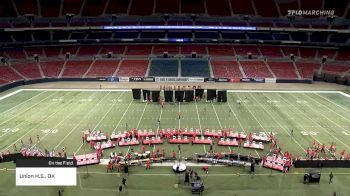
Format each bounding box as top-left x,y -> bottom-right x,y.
0,88 -> 350,196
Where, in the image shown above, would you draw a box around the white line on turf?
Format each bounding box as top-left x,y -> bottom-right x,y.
0,91 -> 45,116
178,102 -> 180,129
291,94 -> 350,150
56,91 -> 122,150
194,99 -> 206,153
0,89 -> 22,101
305,93 -> 350,122
154,105 -> 163,152
0,92 -> 73,151
112,99 -> 134,132
0,91 -> 59,127
226,97 -> 260,157
126,101 -> 148,155
31,92 -> 107,150
253,93 -> 306,152
314,93 -> 350,113
211,102 -> 222,129
274,93 -> 329,148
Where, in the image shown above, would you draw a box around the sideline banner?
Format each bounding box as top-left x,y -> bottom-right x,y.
240,78 -> 265,83
129,77 -> 155,82
265,78 -> 276,83
155,77 -> 204,82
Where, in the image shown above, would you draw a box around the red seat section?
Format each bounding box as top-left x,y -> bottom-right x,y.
63,0 -> 83,15
5,49 -> 27,59
268,62 -> 297,79
62,46 -> 79,56
39,0 -> 60,17
62,60 -> 92,77
336,49 -> 350,61
277,0 -> 298,17
116,60 -> 148,77
82,0 -> 107,16
181,0 -> 205,14
234,46 -> 260,56
181,45 -> 207,55
323,63 -> 350,74
155,0 -> 179,14
211,60 -> 242,78
153,45 -> 179,55
130,0 -> 154,15
318,49 -> 336,59
78,46 -> 101,56
253,0 -> 279,17
12,63 -> 41,79
105,0 -> 129,14
296,63 -> 321,79
86,60 -> 119,77
100,45 -> 126,55
230,0 -> 255,15
0,0 -> 17,17
14,0 -> 38,15
0,66 -> 23,82
206,0 -> 231,16
208,46 -> 234,56
259,46 -> 283,57
25,47 -> 44,57
40,61 -> 64,77
44,47 -> 62,57
299,48 -> 316,59
125,46 -> 152,56
281,47 -> 299,57
300,0 -> 322,18
240,61 -> 272,78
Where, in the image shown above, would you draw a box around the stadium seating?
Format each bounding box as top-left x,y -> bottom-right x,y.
44,47 -> 62,57
318,49 -> 336,59
253,0 -> 279,17
116,60 -> 149,77
181,59 -> 210,77
240,61 -> 272,78
336,49 -> 350,61
211,60 -> 242,78
25,47 -> 44,57
130,0 -> 154,15
125,46 -> 153,56
82,0 -> 107,16
78,46 -> 101,56
234,46 -> 260,56
207,46 -> 234,56
12,63 -> 42,79
86,60 -> 119,77
40,61 -> 64,78
296,63 -> 321,79
267,62 -> 298,79
206,0 -> 231,16
259,47 -> 283,57
100,45 -> 126,56
230,0 -> 255,15
5,49 -> 27,59
322,63 -> 350,74
0,65 -> 23,82
153,45 -> 179,56
299,48 -> 317,59
62,60 -> 92,77
148,59 -> 178,77
181,45 -> 207,55
181,0 -> 205,14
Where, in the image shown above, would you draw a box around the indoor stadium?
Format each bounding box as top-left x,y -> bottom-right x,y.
0,0 -> 350,195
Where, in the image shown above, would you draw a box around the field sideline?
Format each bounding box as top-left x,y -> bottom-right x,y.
0,88 -> 350,196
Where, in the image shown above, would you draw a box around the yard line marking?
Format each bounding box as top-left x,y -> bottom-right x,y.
0,92 -> 73,151
305,93 -> 350,122
194,99 -> 206,153
293,94 -> 350,150
275,93 -> 333,148
254,93 -> 306,152
32,92 -> 106,149
211,102 -> 222,129
56,92 -> 122,150
136,102 -> 148,130
112,99 -> 134,132
0,91 -> 45,116
74,92 -> 117,153
0,89 -> 22,101
178,102 -> 180,129
154,105 -> 164,153
314,93 -> 350,113
226,97 -> 260,157
0,91 -> 58,127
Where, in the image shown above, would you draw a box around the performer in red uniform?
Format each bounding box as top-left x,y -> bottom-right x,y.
146,159 -> 151,169
172,150 -> 176,159
340,150 -> 345,160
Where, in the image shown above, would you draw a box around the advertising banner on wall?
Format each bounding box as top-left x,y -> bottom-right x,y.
240,78 -> 265,83
155,77 -> 204,82
129,77 -> 155,82
118,77 -> 130,82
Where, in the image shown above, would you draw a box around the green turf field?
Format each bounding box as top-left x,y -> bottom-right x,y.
0,88 -> 350,196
